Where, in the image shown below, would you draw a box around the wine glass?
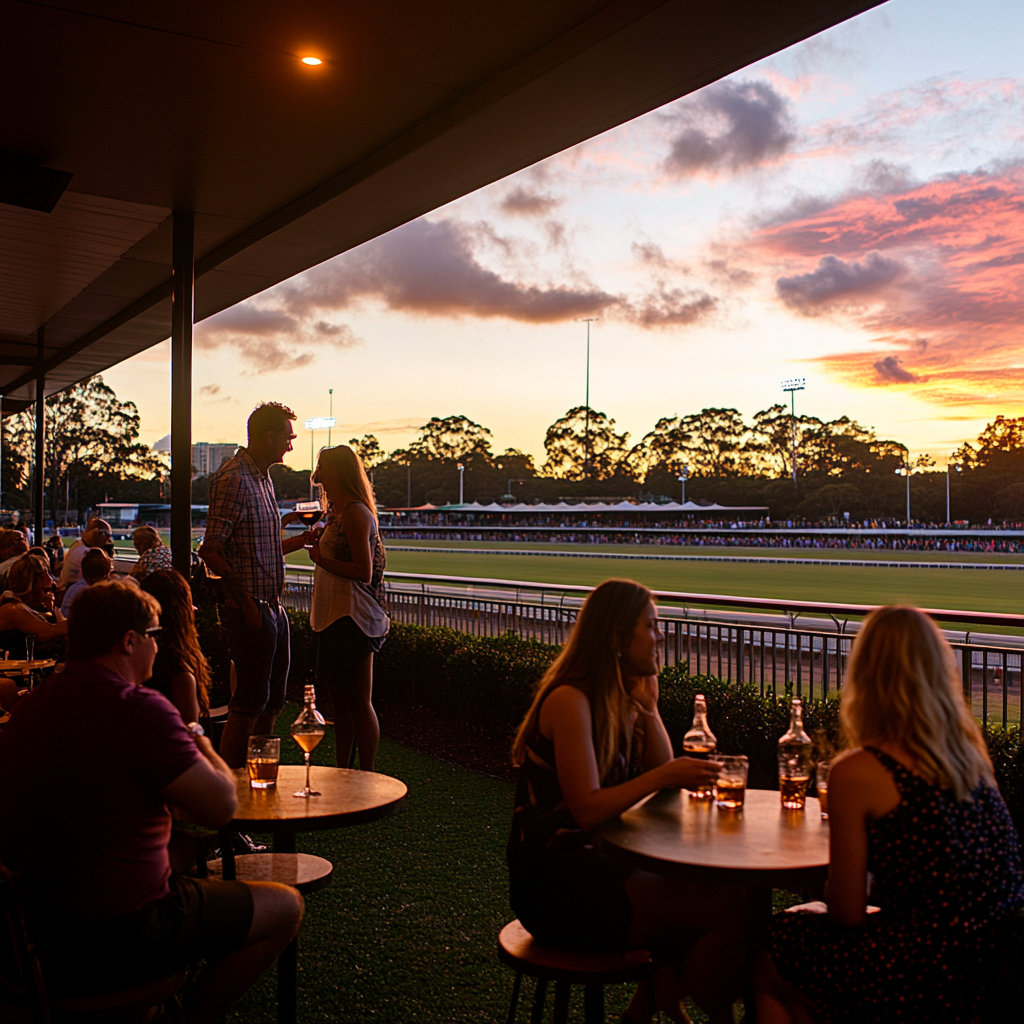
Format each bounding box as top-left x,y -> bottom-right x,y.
290,684 -> 326,798
294,500 -> 323,528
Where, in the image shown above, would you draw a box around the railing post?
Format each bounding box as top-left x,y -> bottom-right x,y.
736,627 -> 744,685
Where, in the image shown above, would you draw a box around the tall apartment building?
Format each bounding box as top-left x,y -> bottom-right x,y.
192,442 -> 238,478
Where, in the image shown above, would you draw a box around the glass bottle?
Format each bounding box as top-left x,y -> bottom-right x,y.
291,684 -> 326,798
777,698 -> 813,809
683,694 -> 717,800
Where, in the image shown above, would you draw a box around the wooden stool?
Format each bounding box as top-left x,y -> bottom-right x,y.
205,852 -> 334,894
497,920 -> 653,1024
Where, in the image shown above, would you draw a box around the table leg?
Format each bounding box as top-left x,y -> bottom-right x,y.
276,829 -> 298,1024
742,886 -> 773,1024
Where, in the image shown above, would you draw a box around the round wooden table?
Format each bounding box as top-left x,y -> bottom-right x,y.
222,765 -> 407,1024
599,788 -> 829,1024
600,787 -> 829,888
228,765 -> 407,849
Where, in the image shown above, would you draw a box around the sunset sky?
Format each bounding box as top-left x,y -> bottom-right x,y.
105,0 -> 1024,472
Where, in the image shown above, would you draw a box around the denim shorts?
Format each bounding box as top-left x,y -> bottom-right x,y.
222,599 -> 290,716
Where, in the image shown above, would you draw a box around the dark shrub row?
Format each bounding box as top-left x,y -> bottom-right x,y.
229,612 -> 1023,822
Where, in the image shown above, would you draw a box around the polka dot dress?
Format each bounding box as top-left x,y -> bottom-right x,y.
766,747 -> 1024,1023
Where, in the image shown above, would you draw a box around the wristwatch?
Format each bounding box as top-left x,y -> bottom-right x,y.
185,721 -> 205,738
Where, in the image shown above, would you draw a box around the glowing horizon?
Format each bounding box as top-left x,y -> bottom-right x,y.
103,0 -> 1024,472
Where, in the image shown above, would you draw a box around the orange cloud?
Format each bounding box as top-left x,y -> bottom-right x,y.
752,167 -> 1024,408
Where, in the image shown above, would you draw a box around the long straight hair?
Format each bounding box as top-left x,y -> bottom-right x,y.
512,579 -> 654,783
842,605 -> 993,802
140,569 -> 211,714
313,445 -> 378,523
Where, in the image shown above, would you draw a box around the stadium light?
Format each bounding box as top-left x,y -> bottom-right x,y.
780,378 -> 806,485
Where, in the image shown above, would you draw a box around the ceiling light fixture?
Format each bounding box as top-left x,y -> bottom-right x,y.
301,56 -> 323,66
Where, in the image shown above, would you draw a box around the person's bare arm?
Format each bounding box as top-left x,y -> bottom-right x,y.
161,735 -> 238,828
544,685 -> 717,832
197,537 -> 262,630
165,671 -> 201,724
309,506 -> 373,583
0,604 -> 67,643
823,750 -> 876,926
630,674 -> 674,772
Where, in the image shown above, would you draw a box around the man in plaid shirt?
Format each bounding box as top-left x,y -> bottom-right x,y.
199,403 -> 314,768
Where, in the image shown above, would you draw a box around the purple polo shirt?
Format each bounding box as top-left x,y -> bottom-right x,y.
0,661 -> 201,919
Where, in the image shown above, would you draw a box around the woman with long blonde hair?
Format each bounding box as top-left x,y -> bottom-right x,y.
308,445 -> 388,770
509,579 -> 746,1024
756,605 -> 1023,1024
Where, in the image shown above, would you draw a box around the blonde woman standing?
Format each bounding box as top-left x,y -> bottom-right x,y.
308,445 -> 388,771
756,606 -> 1024,1024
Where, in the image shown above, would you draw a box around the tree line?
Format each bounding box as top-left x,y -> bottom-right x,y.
2,374 -> 1022,525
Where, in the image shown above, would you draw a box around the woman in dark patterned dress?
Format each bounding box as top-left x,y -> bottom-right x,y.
755,605 -> 1024,1023
508,579 -> 747,1024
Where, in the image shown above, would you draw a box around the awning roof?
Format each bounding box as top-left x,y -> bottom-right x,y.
1,0 -> 882,411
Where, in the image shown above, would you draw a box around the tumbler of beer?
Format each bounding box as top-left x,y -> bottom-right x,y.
712,755 -> 748,810
247,735 -> 281,789
816,761 -> 831,819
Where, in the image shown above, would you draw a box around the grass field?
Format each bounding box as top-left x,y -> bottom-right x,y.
284,541 -> 1024,616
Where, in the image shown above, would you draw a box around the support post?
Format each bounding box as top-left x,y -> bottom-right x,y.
34,329 -> 46,543
170,211 -> 195,576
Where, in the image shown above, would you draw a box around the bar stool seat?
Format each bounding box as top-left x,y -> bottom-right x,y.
205,853 -> 334,895
497,919 -> 653,1023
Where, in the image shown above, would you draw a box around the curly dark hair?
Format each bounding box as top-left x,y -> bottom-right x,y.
247,401 -> 296,444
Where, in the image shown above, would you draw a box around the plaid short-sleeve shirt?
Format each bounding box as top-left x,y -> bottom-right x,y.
203,448 -> 285,602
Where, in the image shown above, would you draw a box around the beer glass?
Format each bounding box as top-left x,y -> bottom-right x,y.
816,761 -> 831,819
712,755 -> 748,810
24,636 -> 35,663
247,735 -> 281,789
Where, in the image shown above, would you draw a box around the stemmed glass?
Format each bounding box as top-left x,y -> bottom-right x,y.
290,684 -> 326,798
294,501 -> 323,545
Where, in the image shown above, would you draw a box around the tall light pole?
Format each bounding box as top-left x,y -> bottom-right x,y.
327,389 -> 333,448
579,318 -> 598,479
895,464 -> 912,528
456,462 -> 465,505
781,378 -> 806,485
677,466 -> 689,505
946,461 -> 962,526
305,416 -> 336,499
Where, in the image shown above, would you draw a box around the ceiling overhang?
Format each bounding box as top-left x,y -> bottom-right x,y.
1,0 -> 886,407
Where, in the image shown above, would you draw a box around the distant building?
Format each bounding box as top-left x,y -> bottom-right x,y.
192,442 -> 238,478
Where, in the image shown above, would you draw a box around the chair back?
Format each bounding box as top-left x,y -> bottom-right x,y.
0,858 -> 50,1023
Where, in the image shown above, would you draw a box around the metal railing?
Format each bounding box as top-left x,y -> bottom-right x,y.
284,568 -> 1023,727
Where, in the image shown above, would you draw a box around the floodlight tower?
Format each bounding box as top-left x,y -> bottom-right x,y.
895,462 -> 913,528
579,318 -> 599,479
946,460 -> 962,526
781,378 -> 806,485
677,466 -> 689,505
304,415 -> 336,498
457,462 -> 465,505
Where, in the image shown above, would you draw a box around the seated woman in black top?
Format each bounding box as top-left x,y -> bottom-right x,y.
140,569 -> 210,723
509,578 -> 746,1024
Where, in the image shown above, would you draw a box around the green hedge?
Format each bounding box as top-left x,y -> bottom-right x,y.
236,613 -> 1024,823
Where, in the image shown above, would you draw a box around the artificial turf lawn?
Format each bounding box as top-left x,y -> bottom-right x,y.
224,708 -> 803,1023
226,715 -> 540,1023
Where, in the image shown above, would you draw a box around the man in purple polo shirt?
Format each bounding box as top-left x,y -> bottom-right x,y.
0,580 -> 303,1023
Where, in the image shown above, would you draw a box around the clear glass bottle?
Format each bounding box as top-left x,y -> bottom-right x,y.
777,698 -> 813,809
291,684 -> 326,799
683,694 -> 717,800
